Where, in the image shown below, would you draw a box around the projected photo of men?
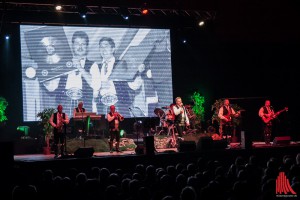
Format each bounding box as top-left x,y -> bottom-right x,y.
20,25 -> 173,121
50,31 -> 101,116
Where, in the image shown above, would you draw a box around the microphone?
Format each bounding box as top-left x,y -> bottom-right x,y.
129,107 -> 131,110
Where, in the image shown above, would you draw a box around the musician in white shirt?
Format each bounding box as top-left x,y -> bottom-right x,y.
49,104 -> 69,158
173,97 -> 190,139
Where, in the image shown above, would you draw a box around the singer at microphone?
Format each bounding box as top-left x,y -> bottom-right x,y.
173,97 -> 190,139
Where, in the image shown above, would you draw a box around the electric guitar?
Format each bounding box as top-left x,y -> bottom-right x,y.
262,107 -> 288,124
221,110 -> 244,125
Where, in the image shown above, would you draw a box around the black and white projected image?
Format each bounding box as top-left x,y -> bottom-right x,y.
20,25 -> 173,121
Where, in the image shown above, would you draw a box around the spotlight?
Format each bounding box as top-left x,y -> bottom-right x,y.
78,3 -> 87,18
120,7 -> 130,20
141,8 -> 149,15
198,20 -> 205,27
141,3 -> 149,15
5,35 -> 10,40
55,5 -> 62,11
182,39 -> 187,44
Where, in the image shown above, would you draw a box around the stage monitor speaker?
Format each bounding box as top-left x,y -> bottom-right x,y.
212,139 -> 228,149
143,136 -> 155,155
178,141 -> 196,152
0,141 -> 14,167
196,136 -> 213,151
273,136 -> 291,145
135,145 -> 144,155
74,147 -> 94,158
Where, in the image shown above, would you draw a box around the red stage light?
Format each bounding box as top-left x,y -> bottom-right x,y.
142,9 -> 149,15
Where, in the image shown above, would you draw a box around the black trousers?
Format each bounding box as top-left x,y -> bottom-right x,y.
176,125 -> 185,137
109,129 -> 120,142
222,123 -> 234,137
53,130 -> 66,155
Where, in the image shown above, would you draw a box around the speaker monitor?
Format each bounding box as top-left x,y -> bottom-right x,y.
273,136 -> 291,145
74,147 -> 94,158
213,139 -> 228,149
0,142 -> 14,166
196,136 -> 213,151
178,141 -> 196,152
135,145 -> 144,155
143,136 -> 155,155
196,137 -> 228,151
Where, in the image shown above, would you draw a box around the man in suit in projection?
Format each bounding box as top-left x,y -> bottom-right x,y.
98,37 -> 133,117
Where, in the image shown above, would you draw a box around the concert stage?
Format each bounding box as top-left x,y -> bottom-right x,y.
11,139 -> 300,174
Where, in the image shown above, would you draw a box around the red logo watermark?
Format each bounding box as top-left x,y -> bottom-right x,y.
276,172 -> 297,198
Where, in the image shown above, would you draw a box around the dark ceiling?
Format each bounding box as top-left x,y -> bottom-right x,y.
1,0 -> 300,43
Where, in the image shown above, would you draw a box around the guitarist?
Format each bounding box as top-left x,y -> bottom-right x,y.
258,100 -> 276,144
218,99 -> 240,143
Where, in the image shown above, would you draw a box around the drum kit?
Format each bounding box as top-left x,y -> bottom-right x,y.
154,104 -> 198,137
154,106 -> 175,136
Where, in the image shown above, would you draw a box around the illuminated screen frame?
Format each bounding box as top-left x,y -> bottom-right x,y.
20,25 -> 173,121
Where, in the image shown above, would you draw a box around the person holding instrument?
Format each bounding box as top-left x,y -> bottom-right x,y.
258,99 -> 288,144
173,97 -> 190,140
49,104 -> 69,158
218,99 -> 240,143
107,105 -> 124,153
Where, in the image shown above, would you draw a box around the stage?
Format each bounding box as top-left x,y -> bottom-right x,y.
12,140 -> 300,172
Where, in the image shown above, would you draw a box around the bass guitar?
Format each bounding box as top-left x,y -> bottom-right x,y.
262,107 -> 288,124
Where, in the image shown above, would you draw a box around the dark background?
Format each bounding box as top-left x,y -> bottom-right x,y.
0,0 -> 299,142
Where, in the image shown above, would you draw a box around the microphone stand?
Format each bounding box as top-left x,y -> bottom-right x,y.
129,108 -> 141,147
81,110 -> 86,147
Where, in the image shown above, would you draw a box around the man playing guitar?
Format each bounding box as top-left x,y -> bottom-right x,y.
258,99 -> 288,144
218,99 -> 241,142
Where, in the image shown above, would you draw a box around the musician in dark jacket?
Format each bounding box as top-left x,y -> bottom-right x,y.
107,105 -> 124,153
49,104 -> 69,158
218,99 -> 239,142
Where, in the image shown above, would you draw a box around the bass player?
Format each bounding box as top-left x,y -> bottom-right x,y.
258,100 -> 287,144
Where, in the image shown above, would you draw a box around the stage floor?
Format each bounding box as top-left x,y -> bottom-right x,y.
14,141 -> 300,162
14,148 -> 178,162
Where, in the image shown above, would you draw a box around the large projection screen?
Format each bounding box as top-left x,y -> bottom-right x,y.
20,25 -> 173,121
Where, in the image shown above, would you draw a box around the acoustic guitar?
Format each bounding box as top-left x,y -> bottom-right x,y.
262,107 -> 288,124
